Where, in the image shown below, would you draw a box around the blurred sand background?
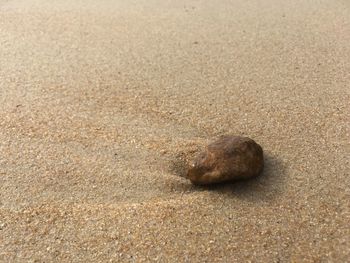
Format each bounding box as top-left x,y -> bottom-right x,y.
0,0 -> 349,262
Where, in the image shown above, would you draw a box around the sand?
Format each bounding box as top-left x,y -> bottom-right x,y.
0,0 -> 349,262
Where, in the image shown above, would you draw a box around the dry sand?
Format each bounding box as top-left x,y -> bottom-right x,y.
0,0 -> 349,262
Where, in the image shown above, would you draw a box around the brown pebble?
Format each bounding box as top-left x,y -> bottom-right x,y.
186,135 -> 264,185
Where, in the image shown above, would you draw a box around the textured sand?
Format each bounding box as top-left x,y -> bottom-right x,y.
0,0 -> 349,262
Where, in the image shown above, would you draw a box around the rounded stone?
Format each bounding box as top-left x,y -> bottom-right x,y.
186,135 -> 264,185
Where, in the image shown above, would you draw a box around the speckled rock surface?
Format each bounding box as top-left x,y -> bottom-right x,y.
187,136 -> 264,184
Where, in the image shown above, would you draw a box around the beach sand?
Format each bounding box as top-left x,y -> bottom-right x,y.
0,0 -> 349,261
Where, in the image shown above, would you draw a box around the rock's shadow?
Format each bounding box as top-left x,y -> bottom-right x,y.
169,152 -> 286,203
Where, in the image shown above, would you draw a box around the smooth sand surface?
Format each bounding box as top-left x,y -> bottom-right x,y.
1,0 -> 349,262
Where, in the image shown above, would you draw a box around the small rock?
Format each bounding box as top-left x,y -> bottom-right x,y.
186,135 -> 264,185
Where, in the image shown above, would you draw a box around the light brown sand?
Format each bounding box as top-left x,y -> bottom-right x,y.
0,0 -> 349,262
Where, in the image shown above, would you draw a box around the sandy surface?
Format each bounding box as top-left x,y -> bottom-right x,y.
0,0 -> 349,262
